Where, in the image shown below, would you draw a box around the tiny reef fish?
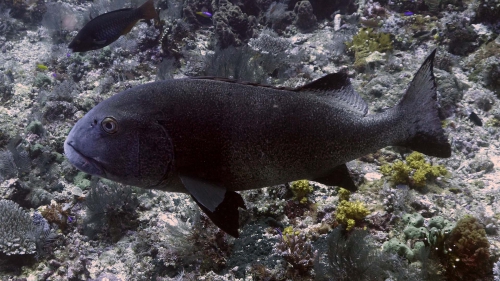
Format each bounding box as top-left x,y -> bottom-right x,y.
68,0 -> 157,52
36,64 -> 48,71
196,11 -> 212,18
64,50 -> 451,237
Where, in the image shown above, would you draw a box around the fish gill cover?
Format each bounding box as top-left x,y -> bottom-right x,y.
0,0 -> 499,280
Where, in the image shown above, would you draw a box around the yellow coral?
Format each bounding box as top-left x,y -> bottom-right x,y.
290,180 -> 313,204
381,160 -> 411,184
406,151 -> 426,168
346,28 -> 393,69
282,226 -> 300,242
380,152 -> 447,187
335,200 -> 370,231
338,187 -> 350,202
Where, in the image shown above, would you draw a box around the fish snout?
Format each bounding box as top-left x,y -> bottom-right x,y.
64,138 -> 106,177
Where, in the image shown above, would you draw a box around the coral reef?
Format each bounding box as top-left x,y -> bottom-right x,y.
212,0 -> 256,48
264,2 -> 295,34
293,1 -> 317,32
475,0 -> 500,23
440,215 -> 492,280
0,0 -> 499,279
315,226 -> 428,280
0,199 -> 39,256
83,180 -> 139,242
275,227 -> 316,275
289,179 -> 313,204
380,152 -> 448,188
334,188 -> 370,231
346,28 -> 393,70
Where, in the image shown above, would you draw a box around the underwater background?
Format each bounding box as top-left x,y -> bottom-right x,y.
0,0 -> 499,280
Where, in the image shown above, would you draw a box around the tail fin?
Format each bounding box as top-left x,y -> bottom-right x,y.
136,0 -> 158,20
395,49 -> 451,158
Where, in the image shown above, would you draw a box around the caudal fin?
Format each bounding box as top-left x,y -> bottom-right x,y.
136,0 -> 158,20
395,49 -> 451,158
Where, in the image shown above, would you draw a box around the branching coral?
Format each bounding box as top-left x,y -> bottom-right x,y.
0,199 -> 54,257
315,226 -> 420,280
335,200 -> 370,231
289,180 -> 313,204
441,215 -> 492,280
83,180 -> 139,242
275,227 -> 316,275
346,28 -> 392,70
334,188 -> 370,231
41,202 -> 72,231
380,152 -> 447,188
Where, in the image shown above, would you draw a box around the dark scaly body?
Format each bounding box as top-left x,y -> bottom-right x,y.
68,0 -> 156,52
64,50 -> 450,236
75,79 -> 399,192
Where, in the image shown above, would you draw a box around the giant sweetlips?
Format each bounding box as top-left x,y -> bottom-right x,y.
64,50 -> 451,237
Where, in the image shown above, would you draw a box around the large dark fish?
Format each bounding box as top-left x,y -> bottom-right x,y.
68,0 -> 157,52
64,50 -> 451,237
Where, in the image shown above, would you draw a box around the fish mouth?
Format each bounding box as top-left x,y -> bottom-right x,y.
64,141 -> 106,177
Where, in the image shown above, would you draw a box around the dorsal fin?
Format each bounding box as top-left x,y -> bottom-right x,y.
296,73 -> 368,116
190,76 -> 295,91
191,73 -> 368,116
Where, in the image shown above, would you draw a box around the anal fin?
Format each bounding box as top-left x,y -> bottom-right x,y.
191,191 -> 246,238
313,164 -> 357,192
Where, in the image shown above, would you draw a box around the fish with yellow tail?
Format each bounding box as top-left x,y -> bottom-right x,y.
64,49 -> 450,237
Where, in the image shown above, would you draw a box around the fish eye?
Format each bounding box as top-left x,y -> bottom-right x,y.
101,117 -> 118,134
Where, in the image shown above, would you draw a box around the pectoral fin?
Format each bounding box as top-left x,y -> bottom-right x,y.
179,175 -> 225,212
313,164 -> 357,192
191,190 -> 246,238
180,174 -> 246,237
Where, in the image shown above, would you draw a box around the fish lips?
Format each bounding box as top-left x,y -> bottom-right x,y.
64,140 -> 106,177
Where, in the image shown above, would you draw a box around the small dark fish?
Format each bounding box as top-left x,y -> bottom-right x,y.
196,11 -> 212,18
68,0 -> 157,52
413,30 -> 431,38
64,50 -> 450,237
469,111 -> 482,126
404,11 -> 414,16
360,18 -> 380,28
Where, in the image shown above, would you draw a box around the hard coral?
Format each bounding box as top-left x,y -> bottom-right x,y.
0,199 -> 39,255
334,188 -> 370,231
83,180 -> 139,242
346,28 -> 392,70
441,215 -> 491,280
316,226 -> 408,281
275,227 -> 316,276
338,187 -> 351,202
293,0 -> 317,32
289,180 -> 313,204
380,152 -> 447,188
335,200 -> 370,231
212,0 -> 255,48
41,203 -> 71,231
